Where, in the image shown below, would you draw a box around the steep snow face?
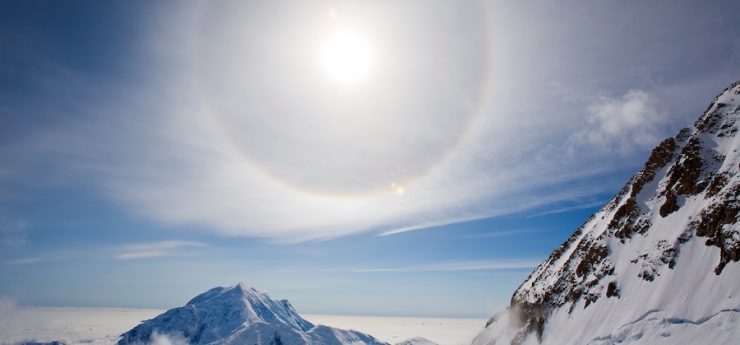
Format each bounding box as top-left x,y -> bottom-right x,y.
473,81 -> 740,345
118,284 -> 388,345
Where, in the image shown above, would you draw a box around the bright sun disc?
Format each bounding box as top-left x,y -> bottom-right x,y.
319,29 -> 373,84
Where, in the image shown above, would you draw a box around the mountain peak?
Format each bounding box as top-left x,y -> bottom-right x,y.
694,80 -> 740,135
119,284 -> 387,345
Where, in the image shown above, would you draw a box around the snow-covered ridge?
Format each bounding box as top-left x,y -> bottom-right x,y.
473,81 -> 740,345
118,283 -> 388,345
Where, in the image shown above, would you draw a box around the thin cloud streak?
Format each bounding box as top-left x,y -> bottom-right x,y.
2,257 -> 43,266
377,182 -> 617,237
526,199 -> 610,218
268,259 -> 541,274
348,260 -> 541,273
115,240 -> 207,261
116,251 -> 175,260
462,228 -> 543,239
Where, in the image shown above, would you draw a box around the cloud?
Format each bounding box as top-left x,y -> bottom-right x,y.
347,260 -> 541,273
0,296 -> 19,342
461,229 -> 543,239
571,90 -> 668,153
375,183 -> 616,237
9,1 -> 735,243
525,198 -> 610,218
2,257 -> 43,266
0,296 -> 59,345
271,259 -> 541,274
14,1 -> 620,244
147,331 -> 190,345
115,241 -> 207,260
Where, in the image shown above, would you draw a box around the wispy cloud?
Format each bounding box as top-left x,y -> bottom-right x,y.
376,182 -> 617,237
115,240 -> 207,260
2,257 -> 43,265
7,1 -> 733,244
270,259 -> 541,274
526,199 -> 610,218
570,90 -> 669,154
461,228 -> 543,239
347,260 -> 541,273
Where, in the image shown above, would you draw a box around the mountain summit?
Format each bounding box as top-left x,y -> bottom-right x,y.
118,283 -> 387,345
473,81 -> 740,345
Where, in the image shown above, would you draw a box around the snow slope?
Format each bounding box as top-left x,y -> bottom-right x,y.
472,81 -> 740,345
117,283 -> 387,345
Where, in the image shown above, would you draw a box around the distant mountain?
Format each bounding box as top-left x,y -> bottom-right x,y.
118,283 -> 388,345
395,337 -> 440,345
472,81 -> 740,345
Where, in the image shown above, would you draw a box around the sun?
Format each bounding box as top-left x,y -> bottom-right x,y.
319,29 -> 373,84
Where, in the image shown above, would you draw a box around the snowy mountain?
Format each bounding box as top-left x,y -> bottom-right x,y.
472,81 -> 740,345
394,337 -> 440,345
118,283 -> 388,345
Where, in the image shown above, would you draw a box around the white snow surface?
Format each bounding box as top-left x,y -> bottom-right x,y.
472,82 -> 740,345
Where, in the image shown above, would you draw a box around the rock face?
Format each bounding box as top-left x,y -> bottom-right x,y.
118,283 -> 388,345
472,81 -> 740,345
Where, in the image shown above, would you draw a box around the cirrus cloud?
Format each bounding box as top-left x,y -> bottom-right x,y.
115,241 -> 208,260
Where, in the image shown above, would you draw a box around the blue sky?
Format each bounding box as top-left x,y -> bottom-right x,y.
1,0 -> 739,318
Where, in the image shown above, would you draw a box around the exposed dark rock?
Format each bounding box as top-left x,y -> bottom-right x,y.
675,127 -> 692,142
659,191 -> 679,217
707,172 -> 730,197
691,186 -> 740,274
630,138 -> 677,198
609,198 -> 637,239
609,198 -> 650,240
575,243 -> 609,277
666,137 -> 706,196
605,281 -> 620,298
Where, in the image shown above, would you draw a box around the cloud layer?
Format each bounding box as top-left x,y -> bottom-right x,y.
3,1 -> 739,243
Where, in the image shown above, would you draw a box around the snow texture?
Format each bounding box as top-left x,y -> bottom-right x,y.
472,81 -> 740,345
